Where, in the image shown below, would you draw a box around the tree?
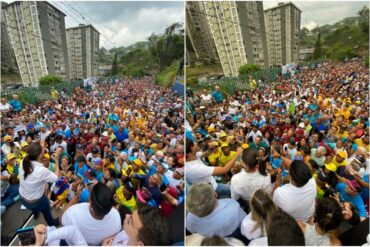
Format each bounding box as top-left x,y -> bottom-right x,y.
313,32 -> 323,59
111,53 -> 119,76
239,64 -> 261,75
39,75 -> 62,85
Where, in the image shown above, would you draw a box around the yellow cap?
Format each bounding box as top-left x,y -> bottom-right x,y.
6,153 -> 16,161
220,132 -> 227,138
21,141 -> 29,148
242,143 -> 249,149
209,141 -> 219,148
337,150 -> 347,159
43,153 -> 51,159
4,135 -> 12,142
150,143 -> 157,149
227,135 -> 235,142
220,143 -> 229,148
208,127 -> 215,132
133,159 -> 143,167
325,163 -> 337,172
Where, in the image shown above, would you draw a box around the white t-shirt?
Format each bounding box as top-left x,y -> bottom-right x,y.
230,170 -> 272,201
273,178 -> 316,222
165,170 -> 183,188
185,159 -> 217,190
0,102 -> 11,111
61,203 -> 121,245
112,230 -> 129,246
241,213 -> 263,240
19,160 -> 58,200
40,130 -> 51,141
282,144 -> 297,160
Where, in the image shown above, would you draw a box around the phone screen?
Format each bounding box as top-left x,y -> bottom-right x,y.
17,227 -> 36,246
126,167 -> 132,176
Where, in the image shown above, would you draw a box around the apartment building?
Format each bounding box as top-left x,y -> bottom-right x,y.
200,1 -> 268,76
1,2 -> 17,71
186,1 -> 219,64
3,1 -> 70,86
264,2 -> 301,67
236,1 -> 268,68
66,24 -> 100,79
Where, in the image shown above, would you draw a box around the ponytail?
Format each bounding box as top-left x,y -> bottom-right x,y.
23,156 -> 33,179
257,158 -> 268,176
23,142 -> 43,179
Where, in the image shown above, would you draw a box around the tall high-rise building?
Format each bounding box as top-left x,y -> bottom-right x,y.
1,2 -> 17,72
236,1 -> 268,68
186,1 -> 219,64
201,1 -> 268,76
264,2 -> 301,67
3,1 -> 70,86
66,24 -> 100,79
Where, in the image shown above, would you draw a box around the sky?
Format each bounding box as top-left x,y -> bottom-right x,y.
50,1 -> 185,49
4,1 -> 367,49
264,1 -> 369,30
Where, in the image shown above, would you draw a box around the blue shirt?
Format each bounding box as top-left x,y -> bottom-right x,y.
212,91 -> 223,103
270,156 -> 282,169
9,99 -> 21,111
74,163 -> 89,182
336,182 -> 366,218
361,175 -> 369,200
148,165 -> 170,186
114,128 -> 129,142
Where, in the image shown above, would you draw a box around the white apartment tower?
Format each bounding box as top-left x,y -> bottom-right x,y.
264,2 -> 301,66
3,1 -> 70,86
66,24 -> 100,79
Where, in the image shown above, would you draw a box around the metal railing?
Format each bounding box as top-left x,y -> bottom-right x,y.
188,67 -> 281,95
1,80 -> 83,104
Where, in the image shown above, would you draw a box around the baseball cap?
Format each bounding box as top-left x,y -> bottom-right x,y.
6,153 -> 16,161
27,124 -> 34,129
4,135 -> 12,142
92,147 -> 100,154
337,150 -> 347,159
220,132 -> 227,138
75,155 -> 86,163
227,135 -> 236,142
21,141 -> 29,148
225,116 -> 232,121
220,143 -> 229,148
207,127 -> 215,133
324,163 -> 337,172
175,168 -> 184,176
298,122 -> 305,128
133,159 -> 143,167
43,153 -> 51,160
93,158 -> 102,166
156,151 -> 164,157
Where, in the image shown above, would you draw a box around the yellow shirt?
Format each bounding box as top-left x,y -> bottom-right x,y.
6,164 -> 14,174
355,139 -> 370,152
51,90 -> 59,100
122,165 -> 145,187
115,186 -> 137,212
208,151 -> 221,166
337,131 -> 349,140
218,151 -> 236,167
332,158 -> 348,167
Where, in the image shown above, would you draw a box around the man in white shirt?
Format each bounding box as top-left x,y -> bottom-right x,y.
61,182 -> 121,245
39,126 -> 51,141
0,98 -> 11,112
104,205 -> 171,246
273,160 -> 316,222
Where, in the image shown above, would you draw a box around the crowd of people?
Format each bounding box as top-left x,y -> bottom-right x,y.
1,77 -> 185,245
185,59 -> 369,246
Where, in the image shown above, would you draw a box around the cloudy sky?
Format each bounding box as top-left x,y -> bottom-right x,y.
264,1 -> 368,30
50,1 -> 185,49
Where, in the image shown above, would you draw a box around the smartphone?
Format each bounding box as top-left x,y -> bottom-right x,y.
17,227 -> 36,246
126,167 -> 132,176
160,183 -> 168,192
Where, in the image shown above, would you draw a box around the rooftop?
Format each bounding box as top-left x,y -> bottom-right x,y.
264,2 -> 302,13
66,24 -> 100,34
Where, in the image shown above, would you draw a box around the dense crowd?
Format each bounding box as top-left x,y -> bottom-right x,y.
1,77 -> 184,245
185,59 -> 369,246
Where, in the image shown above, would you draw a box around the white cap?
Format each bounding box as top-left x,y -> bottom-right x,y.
298,122 -> 305,128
